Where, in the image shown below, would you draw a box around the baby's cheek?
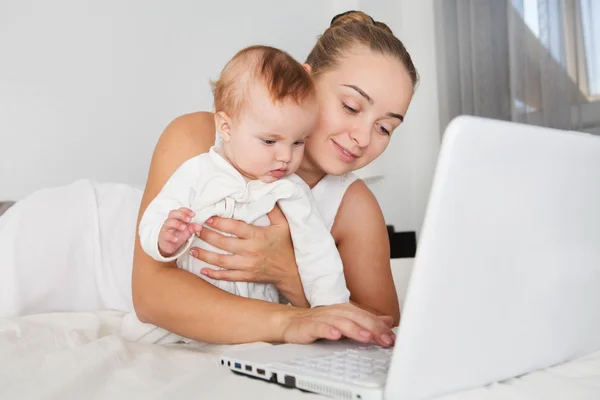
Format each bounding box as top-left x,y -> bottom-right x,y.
250,155 -> 271,175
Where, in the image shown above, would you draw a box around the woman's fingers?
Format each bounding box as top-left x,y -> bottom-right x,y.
200,268 -> 253,282
282,305 -> 395,347
377,315 -> 395,328
322,304 -> 394,347
320,315 -> 373,344
266,205 -> 287,225
189,248 -> 248,270
344,312 -> 394,347
305,321 -> 342,342
205,216 -> 254,239
282,313 -> 342,344
198,227 -> 242,254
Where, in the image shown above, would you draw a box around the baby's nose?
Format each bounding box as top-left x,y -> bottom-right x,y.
276,146 -> 292,163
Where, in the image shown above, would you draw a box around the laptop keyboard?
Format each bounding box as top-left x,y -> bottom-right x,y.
267,345 -> 393,387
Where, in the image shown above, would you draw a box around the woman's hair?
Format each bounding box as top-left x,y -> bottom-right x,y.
212,45 -> 315,118
305,10 -> 419,89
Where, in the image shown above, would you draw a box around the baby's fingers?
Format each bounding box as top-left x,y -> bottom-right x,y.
187,222 -> 203,236
164,217 -> 188,232
161,230 -> 180,244
168,209 -> 193,223
179,207 -> 195,219
172,224 -> 195,245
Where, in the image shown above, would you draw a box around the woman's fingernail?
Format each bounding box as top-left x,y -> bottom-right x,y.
380,334 -> 392,346
359,330 -> 371,338
330,328 -> 341,337
189,250 -> 198,257
206,218 -> 214,224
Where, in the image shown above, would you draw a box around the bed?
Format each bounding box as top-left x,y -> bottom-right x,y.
1,257 -> 599,399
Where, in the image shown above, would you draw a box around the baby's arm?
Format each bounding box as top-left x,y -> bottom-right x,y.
277,176 -> 351,307
139,156 -> 205,262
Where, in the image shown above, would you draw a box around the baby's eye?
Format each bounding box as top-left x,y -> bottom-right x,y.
262,139 -> 276,145
293,140 -> 305,146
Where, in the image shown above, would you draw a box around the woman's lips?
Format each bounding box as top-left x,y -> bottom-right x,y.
331,140 -> 357,163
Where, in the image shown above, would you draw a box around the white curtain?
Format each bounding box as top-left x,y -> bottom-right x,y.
436,0 -> 600,133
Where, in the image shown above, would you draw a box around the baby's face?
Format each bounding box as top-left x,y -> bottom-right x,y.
223,84 -> 318,183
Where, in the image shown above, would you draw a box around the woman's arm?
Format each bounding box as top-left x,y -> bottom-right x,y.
131,112 -> 394,345
331,180 -> 401,326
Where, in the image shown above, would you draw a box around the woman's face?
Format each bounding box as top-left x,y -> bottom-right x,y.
302,47 -> 414,177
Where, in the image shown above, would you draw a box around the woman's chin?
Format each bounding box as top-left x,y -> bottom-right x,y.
321,161 -> 354,176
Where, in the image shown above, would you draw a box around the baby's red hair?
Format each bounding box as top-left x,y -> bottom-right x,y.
211,45 -> 315,118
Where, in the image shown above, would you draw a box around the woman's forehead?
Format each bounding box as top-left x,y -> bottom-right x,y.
323,49 -> 413,114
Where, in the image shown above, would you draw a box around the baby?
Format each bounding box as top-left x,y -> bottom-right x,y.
121,45 -> 350,344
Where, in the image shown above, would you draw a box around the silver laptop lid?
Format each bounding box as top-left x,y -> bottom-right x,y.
387,116 -> 600,399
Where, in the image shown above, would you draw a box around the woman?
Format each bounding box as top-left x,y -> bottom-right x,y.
0,11 -> 418,347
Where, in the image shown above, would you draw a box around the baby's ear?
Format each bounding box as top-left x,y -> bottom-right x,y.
214,111 -> 232,143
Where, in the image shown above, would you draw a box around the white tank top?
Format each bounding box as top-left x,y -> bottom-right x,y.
311,173 -> 359,231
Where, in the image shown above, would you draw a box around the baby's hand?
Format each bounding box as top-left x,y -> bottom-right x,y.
158,207 -> 203,257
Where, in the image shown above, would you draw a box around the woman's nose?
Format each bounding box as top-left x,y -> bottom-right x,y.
349,124 -> 371,147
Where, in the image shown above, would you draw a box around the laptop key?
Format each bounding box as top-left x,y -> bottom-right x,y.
265,344 -> 393,389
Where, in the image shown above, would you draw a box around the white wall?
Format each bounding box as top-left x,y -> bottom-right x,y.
0,0 -> 333,197
0,0 -> 442,232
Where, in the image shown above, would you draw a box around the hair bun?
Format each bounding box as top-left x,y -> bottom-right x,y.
329,10 -> 393,35
330,10 -> 374,27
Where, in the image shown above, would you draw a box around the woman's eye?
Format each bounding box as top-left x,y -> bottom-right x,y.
262,139 -> 276,145
342,102 -> 358,114
378,125 -> 391,136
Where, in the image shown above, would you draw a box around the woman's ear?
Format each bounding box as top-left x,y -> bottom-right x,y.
303,63 -> 312,75
214,111 -> 232,143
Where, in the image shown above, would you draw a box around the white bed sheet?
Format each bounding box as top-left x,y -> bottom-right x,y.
1,260 -> 600,400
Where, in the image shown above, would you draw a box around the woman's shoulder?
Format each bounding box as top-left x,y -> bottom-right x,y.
161,111 -> 216,145
338,178 -> 378,216
154,111 -> 216,162
331,178 -> 385,238
146,112 -> 216,189
311,173 -> 360,231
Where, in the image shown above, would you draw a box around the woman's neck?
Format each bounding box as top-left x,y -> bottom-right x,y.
295,158 -> 327,189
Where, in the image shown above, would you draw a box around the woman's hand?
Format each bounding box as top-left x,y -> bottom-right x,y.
189,207 -> 309,306
279,302 -> 396,347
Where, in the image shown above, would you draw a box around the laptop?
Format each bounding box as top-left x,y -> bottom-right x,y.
219,116 -> 600,400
